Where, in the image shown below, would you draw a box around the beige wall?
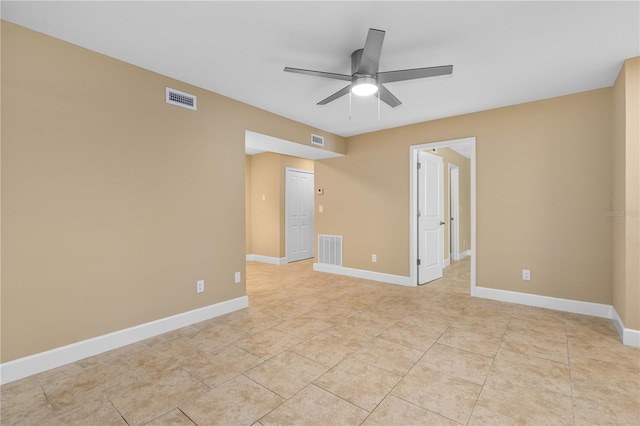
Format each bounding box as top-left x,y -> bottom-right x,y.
612,57 -> 640,330
426,147 -> 471,259
317,88 -> 613,303
0,22 -> 343,362
248,153 -> 281,258
246,153 -> 314,259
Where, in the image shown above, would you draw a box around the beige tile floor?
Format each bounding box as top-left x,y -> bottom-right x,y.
2,258 -> 639,425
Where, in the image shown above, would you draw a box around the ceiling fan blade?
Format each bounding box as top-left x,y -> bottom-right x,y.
377,65 -> 453,84
283,67 -> 352,81
376,84 -> 402,108
358,28 -> 385,75
317,85 -> 351,105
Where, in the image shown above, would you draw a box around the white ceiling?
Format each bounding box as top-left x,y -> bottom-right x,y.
2,1 -> 638,138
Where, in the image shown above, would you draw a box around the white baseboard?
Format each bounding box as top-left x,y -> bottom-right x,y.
474,286 -> 612,318
444,257 -> 451,267
474,286 -> 639,347
246,254 -> 287,265
612,307 -> 640,347
313,263 -> 414,287
459,250 -> 470,259
0,296 -> 249,385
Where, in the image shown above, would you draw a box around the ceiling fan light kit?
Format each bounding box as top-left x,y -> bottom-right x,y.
284,28 -> 453,109
351,76 -> 379,96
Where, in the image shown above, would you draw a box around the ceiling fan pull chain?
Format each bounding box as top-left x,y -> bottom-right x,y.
349,91 -> 352,121
377,90 -> 381,122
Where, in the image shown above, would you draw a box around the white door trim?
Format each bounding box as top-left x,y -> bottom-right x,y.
409,138 -> 476,292
285,167 -> 315,263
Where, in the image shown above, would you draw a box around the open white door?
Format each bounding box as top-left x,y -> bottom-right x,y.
450,165 -> 460,261
286,168 -> 315,263
418,151 -> 444,284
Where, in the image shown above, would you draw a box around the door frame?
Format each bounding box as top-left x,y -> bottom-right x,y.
449,164 -> 460,262
285,167 -> 315,263
409,137 -> 476,293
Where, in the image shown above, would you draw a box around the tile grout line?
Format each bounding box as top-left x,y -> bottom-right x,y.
565,319 -> 578,426
463,312 -> 512,425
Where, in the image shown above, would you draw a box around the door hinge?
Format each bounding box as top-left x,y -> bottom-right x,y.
418,210 -> 421,217
417,259 -> 421,266
417,162 -> 422,169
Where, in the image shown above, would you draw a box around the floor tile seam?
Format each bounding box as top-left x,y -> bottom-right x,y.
174,407 -> 199,426
386,389 -> 466,425
434,329 -> 499,359
467,351 -> 525,426
495,347 -> 573,372
101,395 -> 132,426
570,377 -> 640,401
232,372 -> 290,423
347,355 -> 407,379
372,341 -> 462,423
565,339 -> 579,426
484,366 -> 574,400
245,350 -> 329,381
241,372 -> 291,403
229,342 -> 270,363
501,339 -> 571,366
375,332 -> 436,353
309,380 -> 373,414
38,384 -> 55,417
179,366 -> 214,393
134,406 -> 181,426
459,320 -> 508,422
568,353 -> 640,377
272,326 -> 321,341
286,348 -> 340,371
447,322 -> 503,339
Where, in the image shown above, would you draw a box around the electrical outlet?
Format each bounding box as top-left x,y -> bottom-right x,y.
196,280 -> 204,293
234,272 -> 241,284
372,254 -> 377,262
522,270 -> 531,281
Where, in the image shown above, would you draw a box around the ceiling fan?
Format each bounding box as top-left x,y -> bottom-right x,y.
284,28 -> 453,108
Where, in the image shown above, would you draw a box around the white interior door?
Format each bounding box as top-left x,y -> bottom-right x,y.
286,168 -> 315,263
450,165 -> 460,261
418,151 -> 444,284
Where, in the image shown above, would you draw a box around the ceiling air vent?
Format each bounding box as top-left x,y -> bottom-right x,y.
311,134 -> 325,146
166,87 -> 197,110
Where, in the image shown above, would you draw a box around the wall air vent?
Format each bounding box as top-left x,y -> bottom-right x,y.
318,235 -> 342,266
311,134 -> 325,146
166,87 -> 197,110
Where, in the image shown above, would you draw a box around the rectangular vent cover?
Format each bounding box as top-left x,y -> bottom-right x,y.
166,87 -> 197,110
311,134 -> 325,146
318,235 -> 342,266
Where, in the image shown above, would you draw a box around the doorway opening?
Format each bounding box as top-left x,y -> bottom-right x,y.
409,137 -> 476,293
244,131 -> 342,266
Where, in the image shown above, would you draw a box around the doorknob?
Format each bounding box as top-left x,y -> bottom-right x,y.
440,221 -> 445,225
